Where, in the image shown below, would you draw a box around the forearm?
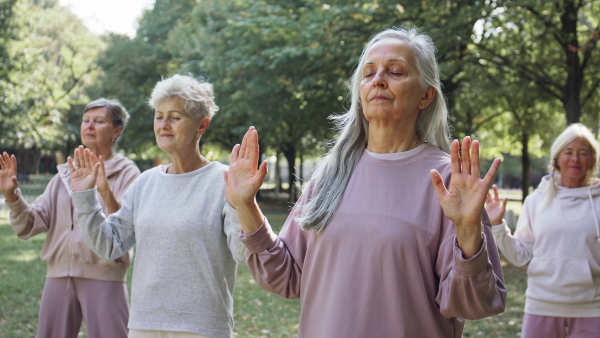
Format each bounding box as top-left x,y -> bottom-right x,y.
235,199 -> 265,234
99,187 -> 120,214
455,222 -> 483,259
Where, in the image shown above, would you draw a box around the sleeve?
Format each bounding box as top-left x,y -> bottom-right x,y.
491,197 -> 535,267
222,202 -> 248,264
72,185 -> 137,261
7,175 -> 61,239
238,186 -> 313,299
435,208 -> 507,320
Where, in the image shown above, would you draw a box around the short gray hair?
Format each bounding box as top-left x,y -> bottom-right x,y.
544,123 -> 600,206
296,26 -> 451,233
84,98 -> 130,145
148,74 -> 219,121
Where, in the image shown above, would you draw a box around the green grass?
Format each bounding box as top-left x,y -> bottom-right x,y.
1,208 -> 528,338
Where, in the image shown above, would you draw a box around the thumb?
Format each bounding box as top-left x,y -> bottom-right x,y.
98,158 -> 106,178
91,163 -> 100,183
256,160 -> 269,183
11,176 -> 18,187
429,169 -> 448,202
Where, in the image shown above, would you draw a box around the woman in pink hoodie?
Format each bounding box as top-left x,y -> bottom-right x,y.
0,98 -> 140,338
487,123 -> 600,338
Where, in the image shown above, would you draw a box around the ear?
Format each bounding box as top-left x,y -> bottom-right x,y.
418,86 -> 436,110
112,126 -> 123,142
197,117 -> 211,136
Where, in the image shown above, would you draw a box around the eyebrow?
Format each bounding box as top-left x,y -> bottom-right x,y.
364,59 -> 407,65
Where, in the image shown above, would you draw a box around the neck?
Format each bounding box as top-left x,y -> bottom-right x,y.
167,149 -> 209,174
366,122 -> 420,153
87,146 -> 113,161
559,175 -> 586,188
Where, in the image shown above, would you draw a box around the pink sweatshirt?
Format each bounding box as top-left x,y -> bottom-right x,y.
240,146 -> 506,337
8,154 -> 140,282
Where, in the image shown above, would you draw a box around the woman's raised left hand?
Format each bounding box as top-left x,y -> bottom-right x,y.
430,137 -> 500,258
67,146 -> 100,192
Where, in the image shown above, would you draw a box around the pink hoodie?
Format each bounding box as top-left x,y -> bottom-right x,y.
7,154 -> 140,282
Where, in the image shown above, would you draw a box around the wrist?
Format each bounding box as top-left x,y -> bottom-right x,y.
2,189 -> 18,203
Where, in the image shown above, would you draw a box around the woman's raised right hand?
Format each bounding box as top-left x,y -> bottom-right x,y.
0,152 -> 19,202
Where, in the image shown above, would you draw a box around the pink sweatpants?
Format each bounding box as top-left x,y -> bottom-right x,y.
522,313 -> 600,338
36,277 -> 129,338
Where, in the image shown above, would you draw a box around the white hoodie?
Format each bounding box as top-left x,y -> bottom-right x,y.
492,174 -> 600,317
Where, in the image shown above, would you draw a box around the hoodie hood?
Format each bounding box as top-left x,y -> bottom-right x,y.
537,174 -> 600,242
57,153 -> 137,194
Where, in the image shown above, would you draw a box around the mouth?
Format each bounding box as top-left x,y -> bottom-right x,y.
370,95 -> 390,101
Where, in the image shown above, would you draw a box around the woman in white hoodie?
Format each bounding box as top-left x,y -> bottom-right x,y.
486,123 -> 600,338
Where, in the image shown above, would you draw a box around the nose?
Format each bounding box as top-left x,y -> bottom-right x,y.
372,68 -> 387,88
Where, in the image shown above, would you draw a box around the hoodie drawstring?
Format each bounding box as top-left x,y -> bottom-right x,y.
588,186 -> 600,243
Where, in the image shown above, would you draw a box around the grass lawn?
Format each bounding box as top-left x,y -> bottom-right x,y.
0,205 -> 528,338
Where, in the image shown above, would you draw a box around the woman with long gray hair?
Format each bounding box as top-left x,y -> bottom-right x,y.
0,98 -> 140,337
225,27 -> 506,337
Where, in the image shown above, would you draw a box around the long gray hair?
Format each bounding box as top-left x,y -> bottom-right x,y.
296,27 -> 451,233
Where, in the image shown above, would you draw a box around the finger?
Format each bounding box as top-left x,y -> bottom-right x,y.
429,169 -> 449,202
486,192 -> 492,204
83,149 -> 93,169
74,147 -> 82,168
10,154 -> 17,170
450,139 -> 461,175
482,158 -> 502,187
461,136 -> 471,175
67,156 -> 76,174
97,157 -> 106,178
248,130 -> 260,167
502,197 -> 508,210
239,129 -> 250,159
230,144 -> 240,164
256,160 -> 269,183
492,184 -> 499,201
0,152 -> 6,169
91,162 -> 100,182
471,140 -> 480,178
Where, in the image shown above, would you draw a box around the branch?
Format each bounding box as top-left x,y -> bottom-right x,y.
580,21 -> 600,72
521,5 -> 564,47
476,44 -> 563,100
581,78 -> 600,107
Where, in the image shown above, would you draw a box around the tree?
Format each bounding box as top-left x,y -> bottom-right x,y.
0,0 -> 103,174
474,0 -> 600,124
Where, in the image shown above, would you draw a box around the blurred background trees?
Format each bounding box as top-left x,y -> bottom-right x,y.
1,0 -> 598,199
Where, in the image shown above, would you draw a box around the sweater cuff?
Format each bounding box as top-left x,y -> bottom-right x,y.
71,188 -> 100,212
5,188 -> 27,212
453,233 -> 490,277
238,218 -> 278,254
491,220 -> 511,237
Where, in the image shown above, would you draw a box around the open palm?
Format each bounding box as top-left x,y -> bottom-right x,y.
224,127 -> 268,209
430,137 -> 501,257
0,152 -> 19,196
68,146 -> 100,192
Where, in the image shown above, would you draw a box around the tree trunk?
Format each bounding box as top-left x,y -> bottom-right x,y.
521,132 -> 531,202
275,151 -> 281,195
561,0 -> 582,124
282,145 -> 297,202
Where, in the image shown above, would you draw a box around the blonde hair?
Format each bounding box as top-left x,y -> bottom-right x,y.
544,123 -> 599,206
